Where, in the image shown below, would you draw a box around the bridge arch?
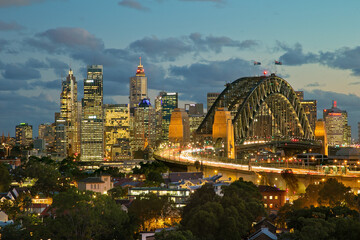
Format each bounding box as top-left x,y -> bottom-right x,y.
196,74 -> 314,145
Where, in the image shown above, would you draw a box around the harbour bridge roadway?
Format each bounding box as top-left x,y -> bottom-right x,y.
154,148 -> 360,193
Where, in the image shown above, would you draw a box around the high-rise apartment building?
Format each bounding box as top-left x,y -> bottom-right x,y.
81,65 -> 104,161
185,103 -> 204,115
156,92 -> 178,141
15,123 -> 33,147
207,93 -> 220,112
104,104 -> 130,160
129,57 -> 147,114
323,100 -> 351,146
131,99 -> 157,152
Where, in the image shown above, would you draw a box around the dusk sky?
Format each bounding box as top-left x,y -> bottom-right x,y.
2,0 -> 360,138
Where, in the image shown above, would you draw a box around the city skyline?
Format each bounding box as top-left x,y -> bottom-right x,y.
2,1 -> 360,137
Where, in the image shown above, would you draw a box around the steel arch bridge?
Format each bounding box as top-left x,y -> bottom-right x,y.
196,74 -> 315,146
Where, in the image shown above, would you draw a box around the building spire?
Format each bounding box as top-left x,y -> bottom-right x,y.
136,57 -> 145,76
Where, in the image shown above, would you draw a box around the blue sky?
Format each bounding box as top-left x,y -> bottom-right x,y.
1,0 -> 360,139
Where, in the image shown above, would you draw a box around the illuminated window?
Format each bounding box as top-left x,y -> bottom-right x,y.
264,196 -> 267,199
269,196 -> 273,200
275,196 -> 278,200
270,204 -> 273,208
264,204 -> 267,208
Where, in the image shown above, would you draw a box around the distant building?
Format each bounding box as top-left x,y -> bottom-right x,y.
131,99 -> 157,153
169,108 -> 190,145
185,103 -> 204,115
207,92 -> 220,112
15,123 -> 33,147
323,100 -> 351,146
295,91 -> 317,132
38,123 -> 56,153
104,104 -> 130,160
188,114 -> 205,138
129,57 -> 147,114
81,65 -> 104,161
77,174 -> 113,194
157,92 -> 178,141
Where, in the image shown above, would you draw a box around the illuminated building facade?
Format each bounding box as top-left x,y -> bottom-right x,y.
55,69 -> 80,158
129,57 -> 147,114
157,92 -> 178,141
15,123 -> 33,147
323,100 -> 351,146
169,108 -> 190,145
81,65 -> 104,161
207,93 -> 220,112
131,99 -> 157,152
185,103 -> 204,115
104,104 -> 130,160
295,91 -> 317,132
189,114 -> 205,138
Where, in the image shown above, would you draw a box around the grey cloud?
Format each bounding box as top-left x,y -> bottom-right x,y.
0,78 -> 30,91
129,36 -> 192,61
349,82 -> 360,85
25,27 -> 104,54
305,82 -> 323,87
0,20 -> 24,31
0,39 -> 9,52
190,33 -> 257,53
34,79 -> 62,90
118,0 -> 149,11
25,58 -> 48,68
46,58 -> 69,76
319,47 -> 360,75
0,0 -> 44,7
150,58 -> 256,103
278,42 -> 318,65
130,33 -> 256,61
2,63 -> 41,80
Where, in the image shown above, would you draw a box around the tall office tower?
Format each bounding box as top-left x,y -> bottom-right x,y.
81,65 -> 104,161
104,104 -> 130,161
38,123 -> 56,153
55,69 -> 79,158
207,93 -> 220,112
185,103 -> 204,115
156,92 -> 178,141
15,123 -> 33,147
169,108 -> 190,145
129,57 -> 147,114
323,100 -> 351,147
295,91 -> 317,132
189,114 -> 205,137
131,99 -> 157,152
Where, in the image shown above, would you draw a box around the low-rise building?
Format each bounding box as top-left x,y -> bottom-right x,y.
77,174 -> 113,194
258,185 -> 286,211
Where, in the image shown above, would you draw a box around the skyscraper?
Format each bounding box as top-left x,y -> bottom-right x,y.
323,100 -> 351,146
295,91 -> 317,132
81,65 -> 104,161
104,104 -> 130,160
55,69 -> 80,157
15,123 -> 33,147
129,57 -> 147,114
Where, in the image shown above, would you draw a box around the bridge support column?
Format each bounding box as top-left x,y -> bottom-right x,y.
212,108 -> 235,159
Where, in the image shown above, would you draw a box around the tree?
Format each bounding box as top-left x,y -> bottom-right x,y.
181,179 -> 265,240
108,185 -> 128,199
194,160 -> 200,171
0,163 -> 11,192
155,230 -> 197,240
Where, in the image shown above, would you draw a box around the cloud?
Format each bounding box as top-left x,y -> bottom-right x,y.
305,82 -> 323,87
349,81 -> 360,85
0,39 -> 9,52
1,63 -> 41,80
25,27 -> 104,53
129,36 -> 192,61
130,33 -> 257,61
277,42 -> 318,65
0,0 -> 44,7
150,58 -> 256,103
0,20 -> 24,31
118,0 -> 149,11
0,78 -> 31,91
